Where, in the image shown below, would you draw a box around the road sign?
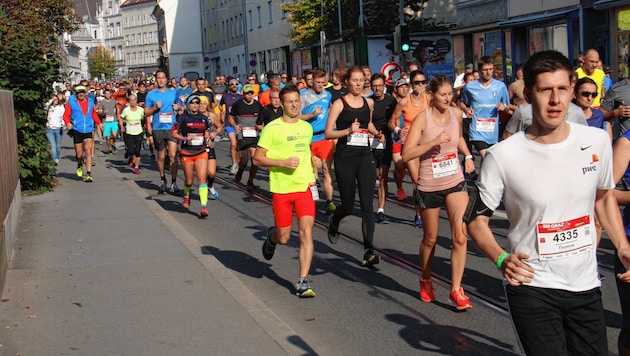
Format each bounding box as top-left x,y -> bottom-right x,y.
381,61 -> 403,86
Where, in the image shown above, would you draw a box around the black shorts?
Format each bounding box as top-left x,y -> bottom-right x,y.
470,140 -> 493,152
237,138 -> 258,151
153,129 -> 177,151
414,181 -> 467,209
207,147 -> 216,160
71,130 -> 93,144
372,147 -> 392,168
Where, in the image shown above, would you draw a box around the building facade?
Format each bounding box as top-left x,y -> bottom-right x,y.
121,0 -> 160,78
96,0 -> 125,77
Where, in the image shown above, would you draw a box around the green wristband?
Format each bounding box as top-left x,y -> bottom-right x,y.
496,252 -> 509,270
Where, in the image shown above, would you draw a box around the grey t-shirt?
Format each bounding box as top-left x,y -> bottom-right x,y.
601,79 -> 630,133
504,102 -> 587,134
99,99 -> 118,123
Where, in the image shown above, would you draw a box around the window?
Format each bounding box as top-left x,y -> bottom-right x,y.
125,35 -> 129,46
281,0 -> 286,19
248,10 -> 253,31
257,6 -> 261,28
267,1 -> 272,23
528,24 -> 568,57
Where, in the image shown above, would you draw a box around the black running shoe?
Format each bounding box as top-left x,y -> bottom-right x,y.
327,215 -> 339,244
362,251 -> 380,267
262,227 -> 277,260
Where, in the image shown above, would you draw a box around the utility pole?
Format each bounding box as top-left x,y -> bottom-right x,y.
242,0 -> 249,78
398,0 -> 406,70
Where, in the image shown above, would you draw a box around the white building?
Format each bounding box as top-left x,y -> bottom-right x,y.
70,0 -> 102,81
96,0 -> 125,77
154,0 -> 204,80
201,0 -> 291,81
121,0 -> 161,78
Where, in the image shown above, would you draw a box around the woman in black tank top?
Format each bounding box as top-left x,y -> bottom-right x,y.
324,66 -> 384,267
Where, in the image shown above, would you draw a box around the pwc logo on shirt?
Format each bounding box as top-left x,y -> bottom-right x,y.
580,146 -> 599,175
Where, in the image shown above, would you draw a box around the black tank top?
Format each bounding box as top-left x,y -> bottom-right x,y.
335,96 -> 371,157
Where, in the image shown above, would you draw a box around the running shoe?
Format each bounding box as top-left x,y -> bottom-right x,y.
200,206 -> 209,218
449,287 -> 472,310
170,182 -> 179,193
262,227 -> 277,260
84,174 -> 93,183
209,186 -> 219,199
327,215 -> 339,244
375,179 -> 380,189
230,164 -> 239,175
375,211 -> 389,224
246,181 -> 259,189
396,188 -> 407,201
76,166 -> 83,178
112,146 -> 118,153
133,167 -> 140,175
295,278 -> 316,298
182,196 -> 190,209
158,180 -> 168,194
325,201 -> 336,215
420,278 -> 435,302
362,250 -> 380,267
234,171 -> 243,183
415,215 -> 423,228
54,159 -> 59,165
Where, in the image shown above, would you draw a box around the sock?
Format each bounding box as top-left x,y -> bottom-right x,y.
184,184 -> 191,196
199,183 -> 208,206
207,176 -> 214,186
377,208 -> 384,214
77,162 -> 82,168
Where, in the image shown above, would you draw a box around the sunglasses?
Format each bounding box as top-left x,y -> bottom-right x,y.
412,80 -> 426,85
579,91 -> 597,98
281,76 -> 287,79
229,83 -> 238,86
189,100 -> 201,104
247,78 -> 255,81
244,91 -> 254,95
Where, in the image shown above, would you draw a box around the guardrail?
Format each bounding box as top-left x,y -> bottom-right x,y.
0,90 -> 20,293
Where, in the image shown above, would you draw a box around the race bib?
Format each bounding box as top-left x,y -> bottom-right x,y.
128,122 -> 141,131
347,129 -> 369,146
536,215 -> 593,261
159,113 -> 173,123
309,182 -> 320,201
105,115 -> 115,122
242,127 -> 257,138
188,133 -> 205,146
431,153 -> 459,178
370,136 -> 385,150
475,118 -> 496,132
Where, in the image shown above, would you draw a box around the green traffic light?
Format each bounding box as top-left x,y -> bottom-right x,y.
401,43 -> 410,52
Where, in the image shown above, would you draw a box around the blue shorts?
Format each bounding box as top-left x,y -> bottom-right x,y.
225,124 -> 236,134
103,121 -> 119,137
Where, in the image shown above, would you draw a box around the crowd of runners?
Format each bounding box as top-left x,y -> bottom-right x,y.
47,49 -> 630,355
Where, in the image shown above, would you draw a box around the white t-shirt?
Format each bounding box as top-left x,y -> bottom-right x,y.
479,122 -> 614,292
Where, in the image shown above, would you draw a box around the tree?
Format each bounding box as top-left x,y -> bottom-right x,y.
0,0 -> 80,192
88,45 -> 116,79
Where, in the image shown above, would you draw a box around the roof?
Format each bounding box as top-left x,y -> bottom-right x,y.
121,0 -> 156,8
72,0 -> 100,22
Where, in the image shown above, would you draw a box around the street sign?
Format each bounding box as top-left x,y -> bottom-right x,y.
381,61 -> 403,86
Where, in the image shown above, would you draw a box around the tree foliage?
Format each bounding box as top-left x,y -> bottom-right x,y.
0,0 -> 81,193
88,44 -> 117,79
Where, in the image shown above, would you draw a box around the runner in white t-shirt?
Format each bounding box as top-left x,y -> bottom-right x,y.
466,50 -> 630,356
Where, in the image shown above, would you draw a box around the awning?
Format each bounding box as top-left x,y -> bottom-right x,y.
450,23 -> 501,35
593,0 -> 630,10
498,7 -> 578,27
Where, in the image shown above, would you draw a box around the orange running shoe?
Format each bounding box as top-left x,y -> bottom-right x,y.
420,278 -> 435,302
182,196 -> 190,209
449,287 -> 472,310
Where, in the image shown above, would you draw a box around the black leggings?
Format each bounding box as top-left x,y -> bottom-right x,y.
332,151 -> 376,250
125,133 -> 143,157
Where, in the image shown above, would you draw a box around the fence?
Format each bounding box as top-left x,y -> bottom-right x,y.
0,90 -> 20,293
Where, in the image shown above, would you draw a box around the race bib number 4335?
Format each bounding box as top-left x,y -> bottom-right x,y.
536,215 -> 592,261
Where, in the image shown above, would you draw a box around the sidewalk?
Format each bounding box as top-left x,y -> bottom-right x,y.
0,139 -> 293,355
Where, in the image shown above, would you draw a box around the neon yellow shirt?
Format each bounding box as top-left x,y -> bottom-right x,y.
120,106 -> 145,135
576,67 -> 606,107
257,118 -> 314,194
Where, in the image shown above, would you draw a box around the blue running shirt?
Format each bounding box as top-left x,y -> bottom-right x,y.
461,80 -> 509,144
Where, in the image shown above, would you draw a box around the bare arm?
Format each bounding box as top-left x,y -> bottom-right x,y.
594,188 -> 630,282
252,146 -> 299,169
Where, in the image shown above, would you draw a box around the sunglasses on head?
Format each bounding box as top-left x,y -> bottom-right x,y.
579,91 -> 597,98
244,91 -> 254,95
412,80 -> 426,85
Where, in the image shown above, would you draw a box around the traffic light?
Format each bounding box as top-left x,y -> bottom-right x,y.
400,24 -> 410,53
394,25 -> 401,55
385,34 -> 398,55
